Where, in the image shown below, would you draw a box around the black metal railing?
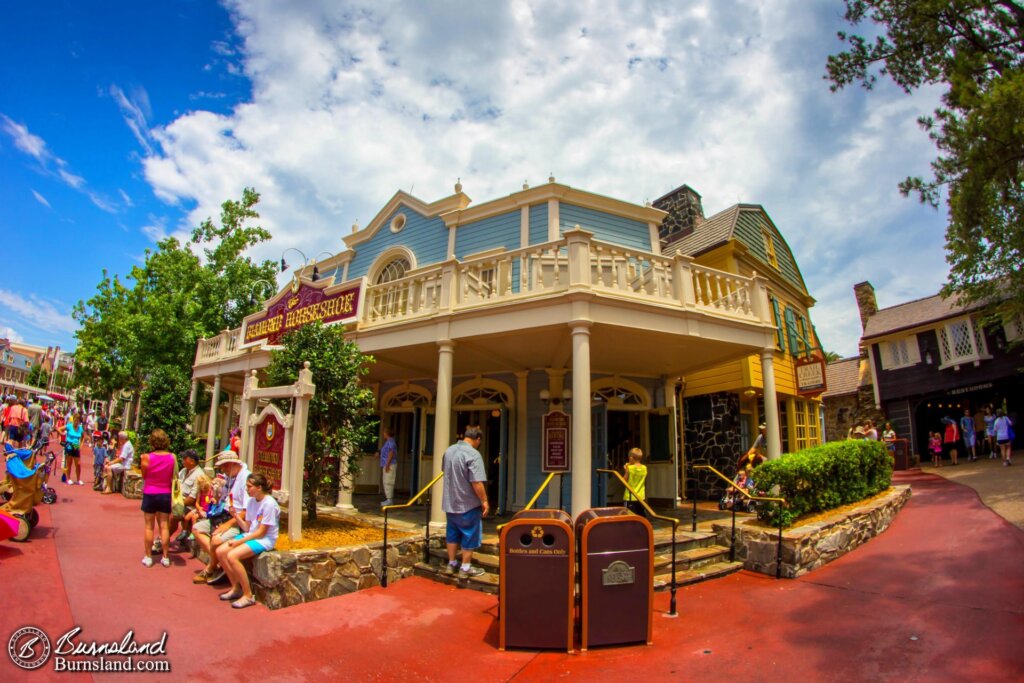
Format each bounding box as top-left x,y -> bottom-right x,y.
691,464 -> 787,579
380,471 -> 443,587
596,468 -> 681,617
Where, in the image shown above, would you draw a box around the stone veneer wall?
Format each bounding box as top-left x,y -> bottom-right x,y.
712,485 -> 911,578
685,391 -> 741,500
251,537 -> 426,610
122,471 -> 143,499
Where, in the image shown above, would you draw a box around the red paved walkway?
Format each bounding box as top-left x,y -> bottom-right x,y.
2,458 -> 1023,681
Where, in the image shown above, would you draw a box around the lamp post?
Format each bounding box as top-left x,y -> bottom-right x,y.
280,248 -> 335,282
247,279 -> 277,308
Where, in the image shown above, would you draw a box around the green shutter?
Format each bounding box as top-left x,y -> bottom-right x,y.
785,307 -> 799,356
771,296 -> 786,351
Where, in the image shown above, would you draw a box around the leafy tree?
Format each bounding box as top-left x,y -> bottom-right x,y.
827,1 -> 1024,325
823,350 -> 843,362
27,364 -> 50,389
138,365 -> 196,454
264,321 -> 377,522
73,188 -> 278,428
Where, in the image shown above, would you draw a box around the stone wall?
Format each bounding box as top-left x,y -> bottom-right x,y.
685,391 -> 741,500
712,485 -> 911,578
122,471 -> 143,499
823,385 -> 886,443
252,537 -> 426,610
653,184 -> 705,244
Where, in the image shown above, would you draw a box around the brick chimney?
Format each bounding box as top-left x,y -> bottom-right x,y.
653,184 -> 705,247
853,281 -> 878,331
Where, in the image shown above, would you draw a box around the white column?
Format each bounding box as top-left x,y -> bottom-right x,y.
761,350 -> 782,460
189,380 -> 199,410
664,376 -> 680,508
431,340 -> 455,524
514,371 -> 528,509
570,322 -> 592,520
206,375 -> 222,465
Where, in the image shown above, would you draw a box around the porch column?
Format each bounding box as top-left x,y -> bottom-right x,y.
664,376 -> 681,508
189,380 -> 199,410
206,375 -> 222,466
570,321 -> 593,520
431,340 -> 455,524
222,391 -> 235,446
238,374 -> 253,468
761,350 -> 782,460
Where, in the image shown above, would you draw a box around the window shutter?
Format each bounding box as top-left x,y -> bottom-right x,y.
906,335 -> 921,363
784,307 -> 799,355
878,342 -> 892,370
771,297 -> 786,351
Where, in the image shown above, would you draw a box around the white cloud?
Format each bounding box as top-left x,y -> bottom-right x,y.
1,113 -> 120,214
0,290 -> 77,335
110,84 -> 155,155
0,324 -> 25,344
31,189 -> 51,208
138,0 -> 950,356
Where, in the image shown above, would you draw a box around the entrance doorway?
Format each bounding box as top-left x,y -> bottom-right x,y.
455,409 -> 509,515
383,412 -> 417,496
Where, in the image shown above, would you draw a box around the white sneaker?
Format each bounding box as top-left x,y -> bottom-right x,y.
160,557 -> 171,568
141,557 -> 153,567
77,480 -> 84,486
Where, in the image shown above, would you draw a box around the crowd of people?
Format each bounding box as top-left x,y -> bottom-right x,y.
6,401 -> 280,611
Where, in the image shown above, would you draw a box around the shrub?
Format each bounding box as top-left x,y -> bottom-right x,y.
754,440 -> 893,528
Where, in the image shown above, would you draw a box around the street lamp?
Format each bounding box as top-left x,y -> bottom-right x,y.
248,279 -> 277,308
280,248 -> 336,282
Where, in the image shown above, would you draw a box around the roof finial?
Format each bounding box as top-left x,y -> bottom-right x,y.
548,172 -> 556,183
454,177 -> 462,193
522,179 -> 529,190
351,220 -> 359,233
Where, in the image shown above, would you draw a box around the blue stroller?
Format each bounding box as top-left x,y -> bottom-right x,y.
1,445 -> 53,541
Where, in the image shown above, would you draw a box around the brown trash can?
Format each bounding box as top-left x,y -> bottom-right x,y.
575,507 -> 653,651
499,509 -> 575,652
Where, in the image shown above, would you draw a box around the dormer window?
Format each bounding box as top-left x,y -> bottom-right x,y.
936,316 -> 990,368
879,335 -> 921,370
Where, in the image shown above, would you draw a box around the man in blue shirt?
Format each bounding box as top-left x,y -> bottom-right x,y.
379,428 -> 397,507
442,426 -> 489,579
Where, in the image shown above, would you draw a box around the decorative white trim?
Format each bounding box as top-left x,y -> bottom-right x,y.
368,247 -> 417,284
648,222 -> 661,255
520,206 -> 529,248
389,213 -> 407,233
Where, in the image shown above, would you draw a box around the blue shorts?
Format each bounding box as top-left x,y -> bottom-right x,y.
445,507 -> 482,551
233,533 -> 273,555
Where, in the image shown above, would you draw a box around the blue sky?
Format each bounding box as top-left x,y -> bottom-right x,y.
1,1 -> 950,358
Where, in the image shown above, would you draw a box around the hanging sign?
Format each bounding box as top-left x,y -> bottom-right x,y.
542,410 -> 571,473
796,357 -> 827,396
253,413 -> 285,490
240,277 -> 364,348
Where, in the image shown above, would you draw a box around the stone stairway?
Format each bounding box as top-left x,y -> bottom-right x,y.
413,526 -> 742,594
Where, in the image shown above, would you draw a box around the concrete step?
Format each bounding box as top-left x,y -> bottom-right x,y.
653,544 -> 731,572
428,547 -> 499,570
414,561 -> 500,594
653,560 -> 744,590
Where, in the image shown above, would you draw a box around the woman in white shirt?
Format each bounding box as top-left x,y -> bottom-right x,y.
215,472 -> 280,609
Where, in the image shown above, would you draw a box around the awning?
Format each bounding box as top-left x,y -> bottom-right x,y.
47,392 -> 69,401
35,395 -> 55,402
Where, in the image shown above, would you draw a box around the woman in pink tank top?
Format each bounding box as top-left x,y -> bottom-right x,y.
140,429 -> 176,568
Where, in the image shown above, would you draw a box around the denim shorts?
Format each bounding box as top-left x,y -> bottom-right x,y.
445,507 -> 482,550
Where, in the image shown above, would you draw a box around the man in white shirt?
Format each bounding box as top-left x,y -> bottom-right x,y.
170,450 -> 203,545
101,432 -> 135,494
193,451 -> 250,586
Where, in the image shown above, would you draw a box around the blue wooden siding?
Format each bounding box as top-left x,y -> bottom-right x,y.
559,203 -> 651,251
340,208 -> 449,281
453,211 -> 520,259
529,203 -> 548,245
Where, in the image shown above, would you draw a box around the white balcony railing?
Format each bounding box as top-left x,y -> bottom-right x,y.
195,228 -> 769,366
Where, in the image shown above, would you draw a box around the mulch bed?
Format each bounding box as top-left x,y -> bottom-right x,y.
275,515 -> 413,552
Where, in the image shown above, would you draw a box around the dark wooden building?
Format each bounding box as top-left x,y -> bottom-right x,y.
854,282 -> 1023,457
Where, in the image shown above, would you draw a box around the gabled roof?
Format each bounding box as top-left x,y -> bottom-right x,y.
662,204 -> 809,295
862,291 -> 980,340
821,357 -> 861,398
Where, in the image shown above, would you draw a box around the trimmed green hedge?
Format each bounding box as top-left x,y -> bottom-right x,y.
754,440 -> 893,527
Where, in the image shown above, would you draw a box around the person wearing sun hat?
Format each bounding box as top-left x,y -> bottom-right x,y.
192,448 -> 250,586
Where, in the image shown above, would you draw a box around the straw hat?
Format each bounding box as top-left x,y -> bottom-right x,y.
215,450 -> 243,467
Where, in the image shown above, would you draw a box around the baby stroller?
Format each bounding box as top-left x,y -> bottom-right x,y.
0,445 -> 48,541
718,475 -> 757,513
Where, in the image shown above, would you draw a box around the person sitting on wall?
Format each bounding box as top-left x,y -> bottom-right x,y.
101,431 -> 135,494
169,450 -> 203,548
192,450 -> 250,586
739,424 -> 767,470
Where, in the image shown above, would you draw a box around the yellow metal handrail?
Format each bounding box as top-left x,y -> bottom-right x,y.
496,471 -> 558,532
692,464 -> 786,504
380,471 -> 443,588
596,469 -> 679,528
382,471 -> 444,513
691,463 -> 787,579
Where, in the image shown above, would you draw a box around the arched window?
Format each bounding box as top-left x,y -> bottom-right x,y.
370,256 -> 412,320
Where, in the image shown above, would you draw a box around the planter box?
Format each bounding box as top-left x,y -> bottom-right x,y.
712,485 -> 911,579
251,537 -> 427,610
